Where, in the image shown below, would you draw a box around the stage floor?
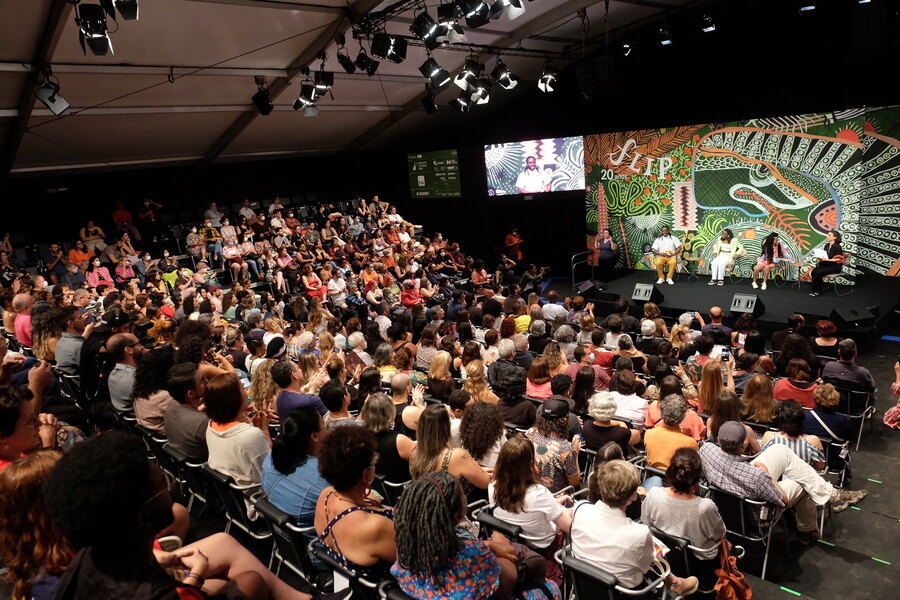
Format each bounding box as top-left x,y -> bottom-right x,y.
546,270 -> 900,331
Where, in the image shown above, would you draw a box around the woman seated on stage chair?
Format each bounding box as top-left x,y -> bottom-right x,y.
708,228 -> 745,286
809,230 -> 844,297
751,232 -> 790,291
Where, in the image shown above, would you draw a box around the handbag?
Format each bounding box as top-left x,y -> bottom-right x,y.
510,541 -> 547,593
714,540 -> 751,600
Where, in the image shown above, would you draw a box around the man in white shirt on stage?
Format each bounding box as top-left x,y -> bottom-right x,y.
651,226 -> 681,285
515,156 -> 551,194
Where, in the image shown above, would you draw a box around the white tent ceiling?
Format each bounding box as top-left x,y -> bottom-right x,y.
0,0 -> 693,174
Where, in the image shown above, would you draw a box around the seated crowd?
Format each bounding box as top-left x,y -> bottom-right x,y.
0,196 -> 892,600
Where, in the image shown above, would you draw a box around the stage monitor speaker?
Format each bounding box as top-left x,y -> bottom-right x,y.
830,306 -> 875,327
632,283 -> 664,304
576,279 -> 606,299
730,293 -> 765,318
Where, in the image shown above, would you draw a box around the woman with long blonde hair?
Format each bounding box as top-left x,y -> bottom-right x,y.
463,360 -> 499,404
742,373 -> 777,424
542,341 -> 567,376
697,360 -> 734,414
250,358 -> 280,410
0,451 -> 72,600
668,324 -> 693,361
427,350 -> 457,401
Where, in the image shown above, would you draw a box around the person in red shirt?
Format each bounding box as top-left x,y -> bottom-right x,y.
111,201 -> 142,243
504,227 -> 523,261
399,280 -> 423,310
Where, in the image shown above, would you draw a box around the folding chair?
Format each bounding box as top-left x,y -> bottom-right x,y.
201,465 -> 272,541
372,474 -> 411,506
161,443 -> 208,512
254,496 -> 318,580
830,386 -> 876,451
559,546 -> 670,600
309,540 -> 380,600
706,484 -> 784,580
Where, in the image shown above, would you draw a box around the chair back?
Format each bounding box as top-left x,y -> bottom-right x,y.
707,484 -> 767,542
201,465 -> 269,539
474,506 -> 523,543
161,443 -> 209,508
255,496 -> 316,581
372,474 -> 411,506
561,550 -> 619,600
309,540 -> 379,599
648,526 -> 692,580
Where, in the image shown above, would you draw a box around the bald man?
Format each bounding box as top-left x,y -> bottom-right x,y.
701,306 -> 733,345
107,332 -> 145,415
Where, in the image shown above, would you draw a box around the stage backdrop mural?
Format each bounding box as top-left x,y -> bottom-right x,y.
584,106 -> 900,284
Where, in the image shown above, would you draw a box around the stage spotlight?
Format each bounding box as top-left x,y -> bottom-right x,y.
34,80 -> 70,116
114,0 -> 139,20
410,11 -> 446,46
491,59 -> 518,90
292,81 -> 318,110
449,90 -> 472,113
700,14 -> 716,33
252,87 -> 273,115
537,61 -> 557,93
422,91 -> 438,114
459,0 -> 490,28
621,41 -> 633,57
314,70 -> 333,95
454,57 -> 481,90
438,2 -> 464,23
371,33 -> 407,64
490,0 -> 525,20
472,76 -> 491,104
799,2 -> 816,12
75,4 -> 113,56
658,26 -> 672,46
337,50 -> 356,74
419,58 -> 451,88
304,105 -> 319,117
354,49 -> 380,77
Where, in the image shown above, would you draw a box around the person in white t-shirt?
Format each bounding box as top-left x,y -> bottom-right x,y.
515,156 -> 551,193
490,436 -> 572,582
651,226 -> 681,285
326,270 -> 348,308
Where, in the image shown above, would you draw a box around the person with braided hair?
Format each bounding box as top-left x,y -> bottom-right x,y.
391,470 -> 561,600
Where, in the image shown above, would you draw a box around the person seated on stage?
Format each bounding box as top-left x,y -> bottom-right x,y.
822,339 -> 876,392
751,232 -> 790,290
707,228 -> 745,286
809,230 -> 845,297
700,306 -> 732,346
651,226 -> 681,285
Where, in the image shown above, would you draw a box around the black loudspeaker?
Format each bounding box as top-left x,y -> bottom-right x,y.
576,279 -> 605,299
830,306 -> 876,327
632,283 -> 664,304
730,293 -> 765,318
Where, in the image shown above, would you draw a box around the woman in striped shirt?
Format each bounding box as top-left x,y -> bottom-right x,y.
761,399 -> 826,470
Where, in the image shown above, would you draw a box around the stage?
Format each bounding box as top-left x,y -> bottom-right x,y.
545,270 -> 900,341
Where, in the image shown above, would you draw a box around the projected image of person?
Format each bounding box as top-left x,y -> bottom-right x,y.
651,226 -> 681,285
809,230 -> 844,297
751,232 -> 789,291
708,229 -> 745,286
515,156 -> 551,194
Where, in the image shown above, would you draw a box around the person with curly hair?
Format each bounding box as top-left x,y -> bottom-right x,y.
0,451 -> 71,600
132,346 -> 176,434
775,333 -> 818,378
392,469 -> 561,600
45,432 -> 330,600
496,369 -> 536,429
314,425 -> 396,581
459,401 -> 507,469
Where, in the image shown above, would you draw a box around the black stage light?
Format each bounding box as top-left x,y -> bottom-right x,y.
114,0 -> 139,20
459,0 -> 490,28
355,49 -> 380,76
410,11 -> 446,42
34,80 -> 70,116
454,57 -> 480,90
537,61 -> 557,93
449,90 -> 472,113
491,59 -> 518,90
701,14 -> 716,33
422,92 -> 438,114
419,58 -> 451,87
371,33 -> 408,63
76,4 -> 113,56
337,50 -> 356,74
472,76 -> 491,104
314,70 -> 333,95
252,87 -> 274,115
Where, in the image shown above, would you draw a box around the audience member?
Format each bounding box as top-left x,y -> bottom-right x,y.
164,362 -> 210,461
822,339 -> 876,391
360,392 -> 415,483
205,373 -> 270,486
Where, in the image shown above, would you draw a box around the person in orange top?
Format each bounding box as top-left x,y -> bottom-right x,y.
643,394 -> 698,480
774,358 -> 818,409
67,240 -> 94,269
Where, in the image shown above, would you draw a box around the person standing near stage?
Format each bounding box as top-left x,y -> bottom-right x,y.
505,227 -> 524,261
594,228 -> 619,282
708,229 -> 745,286
515,156 -> 551,194
652,226 -> 681,285
751,232 -> 789,291
809,231 -> 845,297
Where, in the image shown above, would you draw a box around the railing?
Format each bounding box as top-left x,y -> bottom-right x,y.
571,250 -> 594,290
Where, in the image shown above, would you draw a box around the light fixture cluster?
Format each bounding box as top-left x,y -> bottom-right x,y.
70,0 -> 140,56
290,54 -> 333,117
443,55 -> 526,113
